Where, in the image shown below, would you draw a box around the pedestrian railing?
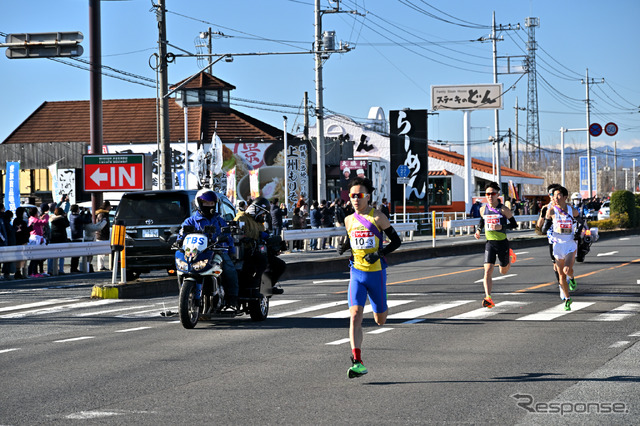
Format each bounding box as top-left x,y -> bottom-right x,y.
0,241 -> 111,275
444,214 -> 539,237
282,222 -> 418,252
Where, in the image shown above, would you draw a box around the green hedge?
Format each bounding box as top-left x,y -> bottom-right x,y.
610,190 -> 637,228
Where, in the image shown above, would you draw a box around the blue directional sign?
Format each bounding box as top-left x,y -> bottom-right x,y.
396,165 -> 410,178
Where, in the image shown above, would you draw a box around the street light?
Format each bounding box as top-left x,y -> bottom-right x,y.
633,159 -> 637,192
622,168 -> 630,191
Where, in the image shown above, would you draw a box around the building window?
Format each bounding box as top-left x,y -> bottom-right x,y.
428,177 -> 451,206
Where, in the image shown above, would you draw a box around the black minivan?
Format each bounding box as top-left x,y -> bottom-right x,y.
115,189 -> 236,281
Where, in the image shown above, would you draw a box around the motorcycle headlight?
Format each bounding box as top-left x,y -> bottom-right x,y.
175,259 -> 188,271
192,259 -> 208,271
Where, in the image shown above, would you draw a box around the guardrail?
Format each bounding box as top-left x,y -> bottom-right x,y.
0,241 -> 111,275
282,222 -> 418,252
444,214 -> 538,237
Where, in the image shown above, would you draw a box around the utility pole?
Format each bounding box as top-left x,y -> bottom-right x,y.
614,141 -> 618,189
508,128 -> 513,169
491,12 -> 501,187
89,0 -> 103,214
581,68 -> 604,198
156,0 -> 172,190
303,91 -> 309,140
514,97 -> 525,171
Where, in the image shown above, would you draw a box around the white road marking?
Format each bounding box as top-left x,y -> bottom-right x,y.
325,338 -> 350,345
271,301 -> 347,318
474,274 -> 517,283
608,341 -> 630,348
619,238 -> 630,241
628,331 -> 640,337
516,302 -> 594,321
449,301 -> 530,320
591,303 -> 640,322
1,299 -> 119,319
387,300 -> 474,321
314,300 -> 413,319
597,251 -> 618,257
115,327 -> 152,333
75,304 -> 156,316
0,298 -> 79,313
54,336 -> 95,343
312,279 -> 350,284
268,299 -> 300,307
367,327 -> 393,334
0,348 -> 20,354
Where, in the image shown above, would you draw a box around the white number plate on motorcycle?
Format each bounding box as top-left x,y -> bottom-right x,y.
142,228 -> 159,238
182,233 -> 208,252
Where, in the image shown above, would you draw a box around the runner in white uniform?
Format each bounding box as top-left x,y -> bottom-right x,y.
541,185 -> 578,311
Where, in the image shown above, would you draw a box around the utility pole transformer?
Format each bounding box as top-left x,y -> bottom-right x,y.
156,0 -> 172,190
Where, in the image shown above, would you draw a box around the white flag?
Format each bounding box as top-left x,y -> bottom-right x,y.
210,132 -> 223,176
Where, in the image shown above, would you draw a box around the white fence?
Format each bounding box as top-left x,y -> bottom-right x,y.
0,241 -> 112,275
444,214 -> 539,237
282,222 -> 418,252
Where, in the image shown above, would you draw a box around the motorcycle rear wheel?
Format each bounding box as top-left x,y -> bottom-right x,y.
249,293 -> 269,321
179,278 -> 200,329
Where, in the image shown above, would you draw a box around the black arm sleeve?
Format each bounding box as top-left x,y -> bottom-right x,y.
380,226 -> 401,256
338,237 -> 351,255
507,216 -> 518,230
541,219 -> 553,233
477,217 -> 484,232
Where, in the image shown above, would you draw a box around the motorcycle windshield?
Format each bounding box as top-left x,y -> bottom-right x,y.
182,233 -> 208,261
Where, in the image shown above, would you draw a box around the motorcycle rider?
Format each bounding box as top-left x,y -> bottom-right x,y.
234,197 -> 285,295
176,189 -> 239,309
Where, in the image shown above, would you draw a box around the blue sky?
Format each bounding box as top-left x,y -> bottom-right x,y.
1,0 -> 639,165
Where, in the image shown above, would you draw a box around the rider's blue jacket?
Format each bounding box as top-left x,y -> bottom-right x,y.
177,210 -> 234,250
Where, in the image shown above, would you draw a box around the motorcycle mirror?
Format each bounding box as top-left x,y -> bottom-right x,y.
221,226 -> 231,234
204,225 -> 216,234
216,234 -> 228,244
183,225 -> 196,234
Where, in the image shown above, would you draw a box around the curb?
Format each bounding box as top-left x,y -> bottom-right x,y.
90,228 -> 639,299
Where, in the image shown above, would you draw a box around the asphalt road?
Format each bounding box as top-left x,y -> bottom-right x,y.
1,234 -> 639,425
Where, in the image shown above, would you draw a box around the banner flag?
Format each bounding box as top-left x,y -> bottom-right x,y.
4,161 -> 20,212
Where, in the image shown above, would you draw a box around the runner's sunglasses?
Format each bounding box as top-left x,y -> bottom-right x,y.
349,193 -> 368,199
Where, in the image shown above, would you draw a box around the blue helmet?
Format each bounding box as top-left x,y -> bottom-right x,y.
196,189 -> 218,218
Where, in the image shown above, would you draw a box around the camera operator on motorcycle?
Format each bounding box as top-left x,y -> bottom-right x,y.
234,197 -> 285,295
176,189 -> 239,309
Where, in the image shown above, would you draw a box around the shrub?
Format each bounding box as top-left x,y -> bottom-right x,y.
610,190 -> 635,228
594,219 -> 617,230
610,212 -> 630,228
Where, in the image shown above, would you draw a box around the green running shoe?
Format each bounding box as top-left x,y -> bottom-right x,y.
564,298 -> 573,311
348,357 -> 368,379
568,277 -> 577,291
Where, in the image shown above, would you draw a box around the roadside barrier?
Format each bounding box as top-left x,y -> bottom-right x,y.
282,222 -> 417,252
444,214 -> 539,237
0,241 -> 111,275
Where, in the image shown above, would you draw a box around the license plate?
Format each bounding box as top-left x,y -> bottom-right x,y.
142,228 -> 159,238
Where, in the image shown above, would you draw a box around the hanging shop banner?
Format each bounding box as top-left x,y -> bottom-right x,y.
285,141 -> 310,207
340,160 -> 368,201
56,169 -> 76,205
249,169 -> 260,200
226,167 -> 237,205
389,109 -> 429,205
4,161 -> 20,212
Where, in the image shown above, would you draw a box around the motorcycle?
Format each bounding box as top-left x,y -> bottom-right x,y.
173,223 -> 275,329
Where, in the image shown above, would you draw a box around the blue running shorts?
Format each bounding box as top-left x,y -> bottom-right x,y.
348,266 -> 388,313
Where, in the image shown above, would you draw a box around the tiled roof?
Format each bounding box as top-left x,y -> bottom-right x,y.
2,98 -> 287,145
171,72 -> 236,91
428,169 -> 454,176
428,144 -> 540,179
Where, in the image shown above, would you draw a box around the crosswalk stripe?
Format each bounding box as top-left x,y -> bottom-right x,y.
325,338 -> 350,345
387,300 -> 474,320
449,301 -> 530,320
268,299 -> 300,307
271,301 -> 347,318
314,300 -> 413,319
591,303 -> 640,321
516,301 -> 594,321
0,299 -> 119,319
474,274 -> 517,284
0,298 -> 80,313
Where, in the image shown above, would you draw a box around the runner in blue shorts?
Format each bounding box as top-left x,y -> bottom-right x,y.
338,177 -> 401,378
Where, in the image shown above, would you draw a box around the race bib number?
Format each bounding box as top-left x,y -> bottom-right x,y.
484,214 -> 501,231
350,229 -> 375,250
555,219 -> 573,234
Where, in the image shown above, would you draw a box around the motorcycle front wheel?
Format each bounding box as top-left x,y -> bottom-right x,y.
179,278 -> 200,329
